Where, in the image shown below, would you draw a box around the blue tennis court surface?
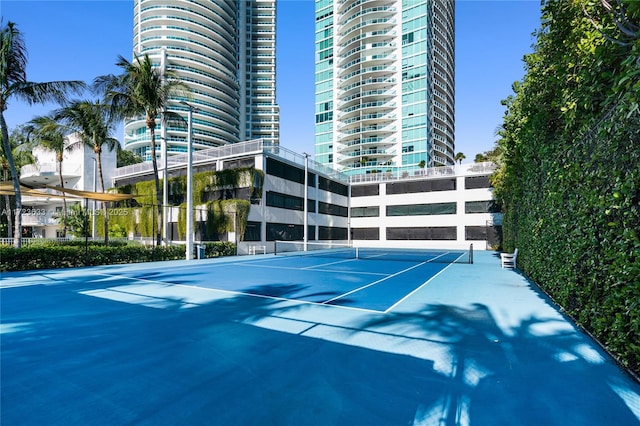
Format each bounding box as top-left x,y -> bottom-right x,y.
2,251 -> 639,425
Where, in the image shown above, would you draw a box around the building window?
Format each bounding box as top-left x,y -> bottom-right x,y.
386,178 -> 456,194
387,203 -> 456,216
351,206 -> 380,217
465,176 -> 492,189
387,227 -> 457,240
266,157 -> 304,184
352,227 -> 379,240
244,221 -> 261,241
318,176 -> 348,196
318,201 -> 348,217
318,226 -> 348,240
351,184 -> 379,197
266,223 -> 303,241
465,201 -> 500,214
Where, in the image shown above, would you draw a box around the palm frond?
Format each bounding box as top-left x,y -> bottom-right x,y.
12,80 -> 86,106
0,21 -> 28,94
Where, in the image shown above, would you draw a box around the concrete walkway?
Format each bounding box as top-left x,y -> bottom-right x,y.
1,251 -> 639,425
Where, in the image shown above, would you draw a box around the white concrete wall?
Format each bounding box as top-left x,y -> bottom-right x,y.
349,165 -> 500,250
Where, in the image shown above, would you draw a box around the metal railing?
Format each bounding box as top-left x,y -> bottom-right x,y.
347,162 -> 496,184
113,139 -> 351,184
114,139 -> 267,179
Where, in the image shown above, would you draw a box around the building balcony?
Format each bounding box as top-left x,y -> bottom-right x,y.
20,163 -> 81,186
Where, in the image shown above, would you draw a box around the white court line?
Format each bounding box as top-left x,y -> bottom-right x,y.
237,262 -> 388,276
301,257 -> 357,270
321,260 -> 432,305
384,262 -> 457,313
359,250 -> 461,264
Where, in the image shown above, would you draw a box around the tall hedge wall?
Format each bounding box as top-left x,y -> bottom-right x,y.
494,1 -> 639,375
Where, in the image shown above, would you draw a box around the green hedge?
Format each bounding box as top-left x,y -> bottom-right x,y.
0,241 -> 236,272
493,1 -> 640,376
203,241 -> 236,258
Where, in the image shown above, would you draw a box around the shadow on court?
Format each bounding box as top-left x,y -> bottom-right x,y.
359,303 -> 639,425
1,272 -> 639,425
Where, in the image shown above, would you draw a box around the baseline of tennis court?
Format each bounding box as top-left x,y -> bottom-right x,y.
2,251 -> 639,425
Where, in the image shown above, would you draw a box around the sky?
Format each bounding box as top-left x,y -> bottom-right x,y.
2,0 -> 542,162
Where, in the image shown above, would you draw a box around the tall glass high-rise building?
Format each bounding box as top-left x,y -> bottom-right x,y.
126,0 -> 279,159
314,0 -> 455,175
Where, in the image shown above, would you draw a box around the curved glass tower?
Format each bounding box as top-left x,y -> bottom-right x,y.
314,0 -> 455,174
127,0 -> 279,159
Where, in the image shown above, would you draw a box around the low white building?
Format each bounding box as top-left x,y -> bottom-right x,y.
112,140 -> 501,253
349,163 -> 501,250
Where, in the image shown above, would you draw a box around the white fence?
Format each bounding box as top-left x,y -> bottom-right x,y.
0,237 -> 72,246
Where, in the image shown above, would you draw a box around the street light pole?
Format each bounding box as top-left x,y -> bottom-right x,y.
181,101 -> 198,260
92,157 -> 97,240
160,51 -> 168,247
161,116 -> 168,246
303,152 -> 309,251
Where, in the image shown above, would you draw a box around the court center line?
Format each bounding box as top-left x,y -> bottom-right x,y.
384,262 -> 457,313
233,262 -> 388,276
321,260 -> 432,305
357,250 -> 457,263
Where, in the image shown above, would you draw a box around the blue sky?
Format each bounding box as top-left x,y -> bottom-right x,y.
2,0 -> 541,161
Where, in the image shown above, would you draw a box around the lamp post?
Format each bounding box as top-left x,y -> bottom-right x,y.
181,101 -> 199,260
303,152 -> 309,251
91,157 -> 97,240
161,121 -> 168,246
160,51 -> 168,247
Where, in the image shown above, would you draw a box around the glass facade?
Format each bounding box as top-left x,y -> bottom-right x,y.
314,0 -> 455,175
127,0 -> 279,160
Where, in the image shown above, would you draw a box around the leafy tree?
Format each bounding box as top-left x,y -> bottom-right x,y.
474,145 -> 502,163
64,203 -> 90,238
117,147 -> 143,167
94,53 -> 189,246
0,20 -> 85,247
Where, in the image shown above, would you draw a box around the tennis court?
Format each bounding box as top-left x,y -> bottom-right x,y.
1,249 -> 639,425
81,245 -> 470,313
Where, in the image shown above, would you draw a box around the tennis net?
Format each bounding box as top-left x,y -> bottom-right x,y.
274,241 -> 473,264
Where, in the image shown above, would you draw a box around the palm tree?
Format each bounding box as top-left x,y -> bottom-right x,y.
54,100 -> 119,244
454,152 -> 466,165
94,53 -> 189,246
25,115 -> 74,236
0,126 -> 34,239
0,21 -> 85,247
